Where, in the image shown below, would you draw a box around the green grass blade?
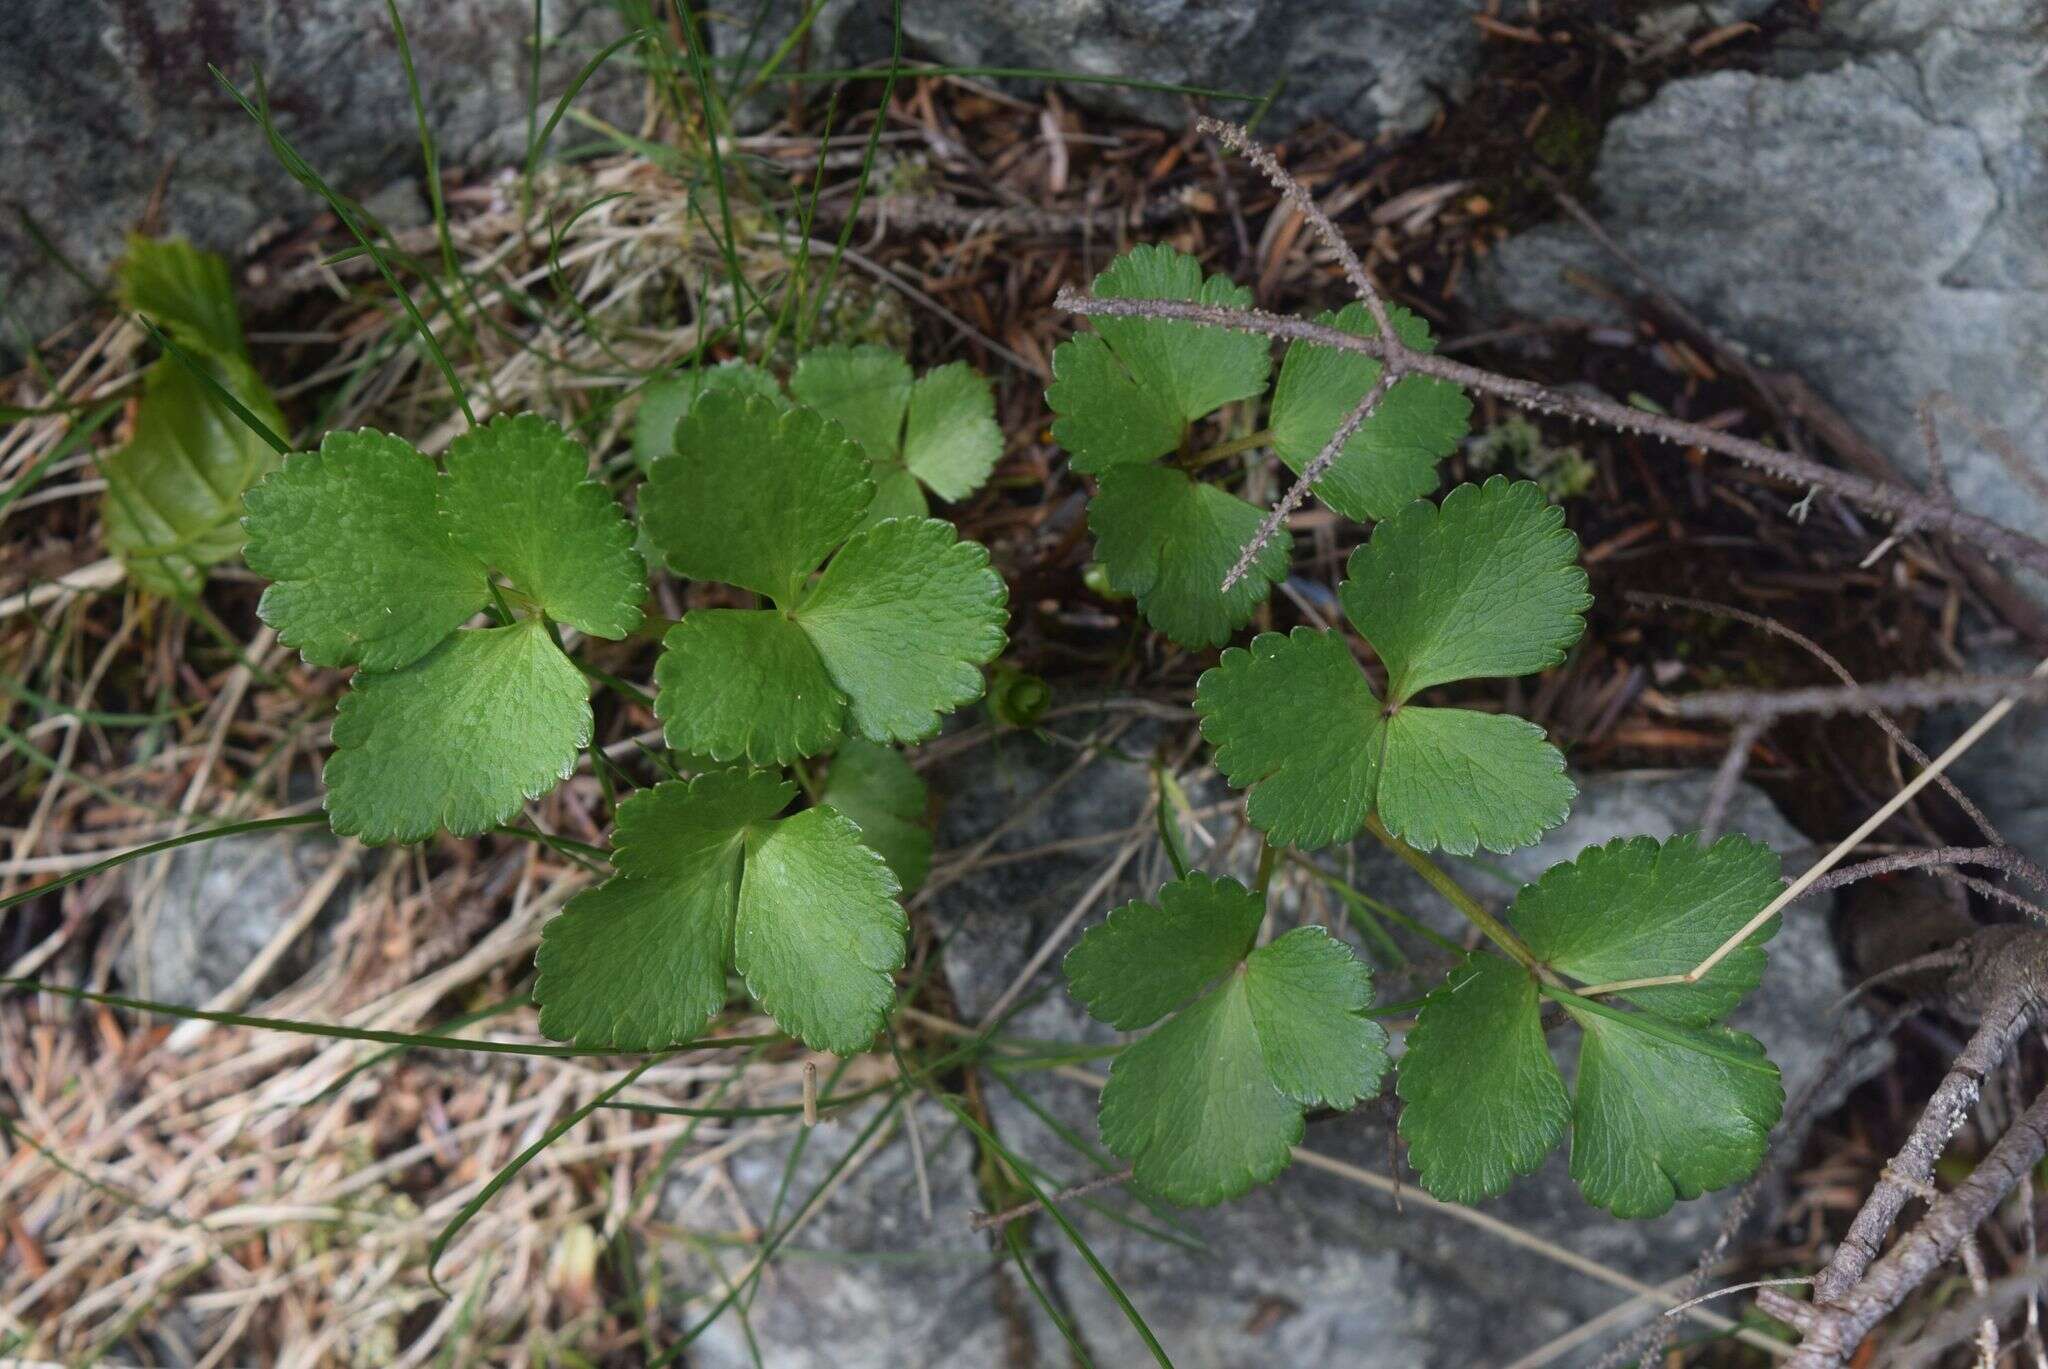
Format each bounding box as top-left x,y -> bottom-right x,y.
426,1054 -> 667,1294
210,64 -> 478,427
935,1090 -> 1175,1367
0,977 -> 781,1059
0,814 -> 326,911
136,318 -> 290,456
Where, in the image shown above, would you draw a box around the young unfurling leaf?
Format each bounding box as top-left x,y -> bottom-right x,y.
1066,874 -> 1389,1205
645,392 -> 1009,767
1196,478 -> 1588,854
533,771 -> 907,1055
1397,834 -> 1785,1216
242,415 -> 640,841
103,236 -> 285,595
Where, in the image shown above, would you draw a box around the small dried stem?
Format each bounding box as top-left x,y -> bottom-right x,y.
1666,674 -> 2048,722
1814,986 -> 2032,1304
1781,1065 -> 2048,1366
1197,116 -> 1393,336
968,1166 -> 1133,1231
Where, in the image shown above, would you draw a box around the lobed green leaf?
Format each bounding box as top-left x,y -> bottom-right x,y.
1342,477 -> 1589,702
324,620 -> 589,843
795,516 -> 1009,745
1562,1007 -> 1782,1219
244,430 -> 486,672
1243,927 -> 1390,1110
1395,955 -> 1569,1204
1196,628 -> 1382,850
632,361 -> 784,470
1063,873 -> 1262,1030
1513,834 -> 1783,1024
640,391 -> 871,601
441,413 -> 644,639
536,771 -> 908,1055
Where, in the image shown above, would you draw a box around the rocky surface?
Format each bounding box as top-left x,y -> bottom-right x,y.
119,827 -> 349,1007
754,0 -> 1488,142
1486,0 -> 2048,566
1,0 -> 632,348
666,718 -> 1880,1367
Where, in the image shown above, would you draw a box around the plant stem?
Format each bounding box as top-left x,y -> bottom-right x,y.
1253,838 -> 1279,897
1178,426 -> 1274,472
1363,815 -> 1553,980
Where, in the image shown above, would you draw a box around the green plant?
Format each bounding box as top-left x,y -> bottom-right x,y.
238,347 -> 1008,1053
1049,243 -> 1788,1217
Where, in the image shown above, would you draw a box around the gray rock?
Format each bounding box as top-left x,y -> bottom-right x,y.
749,0 -> 1488,141
663,1097 -> 1023,1369
1925,640 -> 2048,866
669,720 -> 1875,1367
119,828 -> 350,1007
1484,1 -> 2048,572
1,0 -> 632,348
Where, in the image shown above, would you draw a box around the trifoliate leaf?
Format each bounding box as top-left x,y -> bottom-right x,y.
639,392 -> 872,601
1098,975 -> 1302,1206
324,620 -> 589,842
534,771 -> 908,1055
1063,873 -> 1262,1030
1088,464 -> 1289,648
1243,927 -> 1390,1110
1269,303 -> 1470,523
1341,477 -> 1589,702
1196,629 -> 1382,850
795,516 -> 1008,744
1375,707 -> 1576,857
1514,835 -> 1783,1025
103,351 -> 285,596
441,414 -> 643,639
632,361 -> 783,469
737,807 -> 907,1055
1074,874 -> 1385,1205
820,739 -> 933,894
244,430 -> 486,671
1560,1002 -> 1783,1219
1046,332 -> 1184,474
118,234 -> 247,360
1396,955 -> 1569,1204
1195,480 -> 1579,854
652,610 -> 846,766
1047,245 -> 1269,473
790,345 -> 914,464
903,363 -> 1002,501
1089,245 -> 1270,430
